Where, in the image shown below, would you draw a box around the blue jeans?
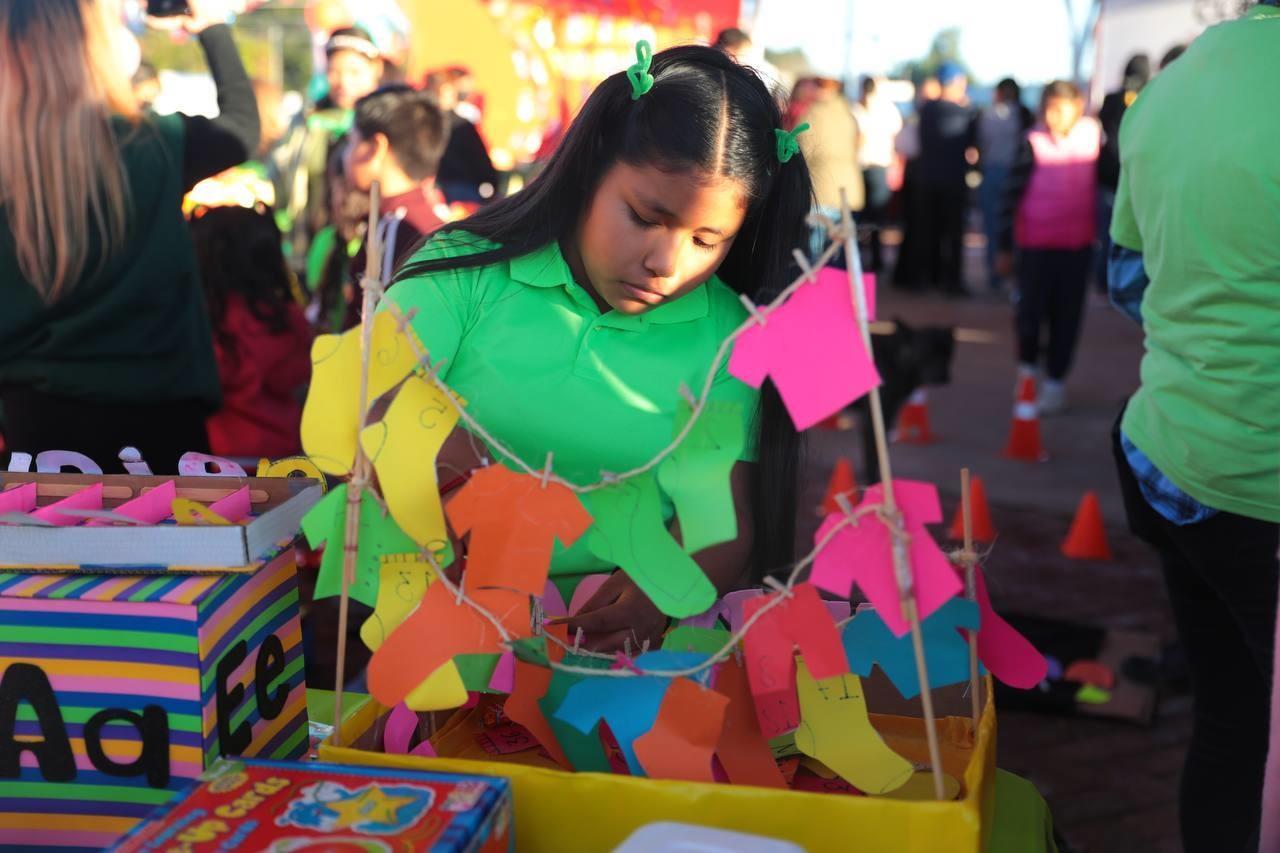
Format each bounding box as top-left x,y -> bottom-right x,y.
979,164 -> 1010,290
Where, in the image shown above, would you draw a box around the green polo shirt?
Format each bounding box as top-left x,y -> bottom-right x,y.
384,231 -> 760,578
1111,3 -> 1280,522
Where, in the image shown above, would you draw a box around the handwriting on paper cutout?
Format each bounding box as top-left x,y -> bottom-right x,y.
791,772 -> 863,796
634,677 -> 728,782
811,480 -> 963,637
32,484 -> 104,527
447,464 -> 592,597
970,564 -> 1048,689
300,312 -> 423,475
361,374 -> 460,552
35,450 -> 102,475
728,265 -> 881,430
360,555 -> 436,652
369,582 -> 529,708
714,657 -> 787,788
656,399 -> 744,555
301,483 -> 420,608
741,583 -> 849,738
177,452 -> 246,477
843,597 -> 983,699
553,651 -> 711,776
586,473 -> 716,619
476,722 -> 539,756
793,661 -> 913,795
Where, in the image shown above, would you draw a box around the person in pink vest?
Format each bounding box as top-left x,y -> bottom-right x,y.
997,80 -> 1101,414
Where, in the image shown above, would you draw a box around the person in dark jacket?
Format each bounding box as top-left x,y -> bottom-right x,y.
911,63 -> 975,295
0,0 -> 259,472
1094,53 -> 1150,293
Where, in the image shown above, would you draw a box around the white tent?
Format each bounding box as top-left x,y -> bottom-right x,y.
1090,0 -> 1236,101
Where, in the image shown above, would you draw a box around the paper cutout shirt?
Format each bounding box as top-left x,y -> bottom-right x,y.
793,660 -> 914,795
810,480 -> 963,637
447,464 -> 592,597
360,373 -> 461,557
368,581 -> 529,709
728,268 -> 881,430
843,597 -> 983,699
301,483 -> 419,608
741,583 -> 850,738
586,473 -> 717,619
713,656 -> 787,788
553,651 -> 712,777
656,400 -> 745,555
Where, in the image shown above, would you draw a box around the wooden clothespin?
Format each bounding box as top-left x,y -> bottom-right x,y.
738,294 -> 768,326
572,627 -> 584,655
678,382 -> 698,409
540,453 -> 554,489
393,306 -> 419,334
792,248 -> 819,284
834,492 -> 856,518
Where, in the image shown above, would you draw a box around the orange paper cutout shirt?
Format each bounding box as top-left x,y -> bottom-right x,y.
634,677 -> 728,783
446,465 -> 593,596
714,657 -> 788,788
369,582 -> 529,708
504,625 -> 573,770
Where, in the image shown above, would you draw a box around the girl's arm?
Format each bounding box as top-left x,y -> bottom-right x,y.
179,22 -> 260,191
566,463 -> 756,653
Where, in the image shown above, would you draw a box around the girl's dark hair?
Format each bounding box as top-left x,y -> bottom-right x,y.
398,44 -> 814,582
190,205 -> 296,345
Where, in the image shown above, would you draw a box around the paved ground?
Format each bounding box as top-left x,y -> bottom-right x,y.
795,237 -> 1186,852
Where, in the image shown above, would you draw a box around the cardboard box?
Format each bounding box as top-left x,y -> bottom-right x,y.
112,757 -> 513,853
320,679 -> 997,853
0,551 -> 309,849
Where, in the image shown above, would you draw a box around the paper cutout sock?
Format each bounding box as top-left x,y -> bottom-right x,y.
360,555 -> 436,651
811,480 -> 963,636
714,657 -> 787,788
300,311 -> 423,475
301,483 -> 420,608
656,399 -> 745,554
360,374 -> 460,556
447,464 -> 592,596
634,677 -> 728,782
728,264 -> 881,430
368,582 -> 529,708
793,660 -> 914,795
971,564 -> 1048,688
741,583 -> 850,738
586,473 -> 716,618
843,597 -> 983,699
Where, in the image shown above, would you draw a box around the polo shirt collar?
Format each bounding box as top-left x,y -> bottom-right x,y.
508,241 -> 710,327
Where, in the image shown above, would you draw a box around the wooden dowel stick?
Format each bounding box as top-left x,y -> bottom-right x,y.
332,181 -> 383,746
840,190 -> 946,800
961,468 -> 981,728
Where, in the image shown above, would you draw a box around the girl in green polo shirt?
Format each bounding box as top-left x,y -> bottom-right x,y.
386,44 -> 815,652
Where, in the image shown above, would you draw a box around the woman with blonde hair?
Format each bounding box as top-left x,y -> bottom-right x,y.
0,0 -> 258,471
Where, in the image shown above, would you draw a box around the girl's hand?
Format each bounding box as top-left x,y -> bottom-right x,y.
145,0 -> 230,34
564,571 -> 670,654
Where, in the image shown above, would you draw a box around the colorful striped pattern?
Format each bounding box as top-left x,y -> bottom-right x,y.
0,551 -> 307,850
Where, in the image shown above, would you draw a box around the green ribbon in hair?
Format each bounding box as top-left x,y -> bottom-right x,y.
626,40 -> 655,100
775,123 -> 810,164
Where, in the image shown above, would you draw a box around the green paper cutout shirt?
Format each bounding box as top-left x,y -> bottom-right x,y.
384,233 -> 760,582
657,399 -> 745,554
301,483 -> 420,608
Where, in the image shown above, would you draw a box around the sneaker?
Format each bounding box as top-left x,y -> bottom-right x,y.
1039,379 -> 1067,415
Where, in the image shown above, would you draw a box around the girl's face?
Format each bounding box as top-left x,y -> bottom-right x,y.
570,162 -> 748,316
1044,96 -> 1084,137
327,51 -> 381,111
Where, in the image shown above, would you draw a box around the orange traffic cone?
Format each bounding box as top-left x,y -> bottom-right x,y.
895,388 -> 935,444
820,458 -> 858,515
1061,491 -> 1112,560
815,413 -> 842,430
948,475 -> 996,542
1004,375 -> 1048,462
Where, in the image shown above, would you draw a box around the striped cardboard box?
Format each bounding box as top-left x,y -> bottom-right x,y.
0,552 -> 307,850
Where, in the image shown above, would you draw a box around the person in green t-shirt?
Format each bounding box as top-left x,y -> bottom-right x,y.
1107,4 -> 1280,849
385,44 -> 815,654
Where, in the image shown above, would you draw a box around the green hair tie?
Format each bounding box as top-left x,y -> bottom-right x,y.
775,123 -> 809,164
626,40 -> 655,101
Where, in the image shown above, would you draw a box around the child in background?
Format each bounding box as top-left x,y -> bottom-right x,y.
341,84 -> 449,328
998,80 -> 1100,414
386,44 -> 813,651
190,205 -> 313,460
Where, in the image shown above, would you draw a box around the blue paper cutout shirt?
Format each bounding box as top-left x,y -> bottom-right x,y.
842,597 -> 983,699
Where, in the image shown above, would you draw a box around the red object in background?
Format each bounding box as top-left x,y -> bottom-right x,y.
820,457 -> 858,515
947,475 -> 996,543
1061,491 -> 1113,561
895,388 -> 935,445
1004,375 -> 1048,462
536,0 -> 739,30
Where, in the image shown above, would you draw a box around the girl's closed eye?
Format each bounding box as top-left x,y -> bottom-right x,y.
627,206 -> 657,228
